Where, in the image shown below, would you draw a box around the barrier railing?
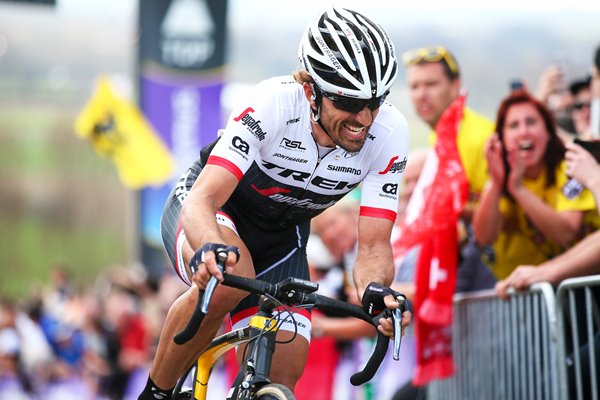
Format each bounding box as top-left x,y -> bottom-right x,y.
556,275 -> 600,400
427,284 -> 559,400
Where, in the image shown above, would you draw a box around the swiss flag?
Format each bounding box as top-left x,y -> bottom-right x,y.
392,95 -> 469,385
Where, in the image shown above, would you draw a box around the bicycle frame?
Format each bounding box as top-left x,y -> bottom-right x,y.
187,300 -> 280,400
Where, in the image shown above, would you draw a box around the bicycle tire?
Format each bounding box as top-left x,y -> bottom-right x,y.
255,383 -> 295,400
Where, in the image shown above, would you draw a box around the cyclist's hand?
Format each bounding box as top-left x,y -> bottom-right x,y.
189,243 -> 240,290
362,282 -> 412,338
377,296 -> 412,338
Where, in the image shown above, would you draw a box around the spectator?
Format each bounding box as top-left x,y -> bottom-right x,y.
535,64 -> 576,136
568,76 -> 592,137
497,136 -> 600,295
473,90 -> 598,280
402,46 -> 497,294
402,45 -> 495,222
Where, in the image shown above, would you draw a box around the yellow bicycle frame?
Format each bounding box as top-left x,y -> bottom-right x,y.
191,315 -> 278,400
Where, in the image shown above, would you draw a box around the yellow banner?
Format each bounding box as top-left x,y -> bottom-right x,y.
75,77 -> 174,189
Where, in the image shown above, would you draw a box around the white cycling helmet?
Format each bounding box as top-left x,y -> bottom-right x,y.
299,7 -> 398,99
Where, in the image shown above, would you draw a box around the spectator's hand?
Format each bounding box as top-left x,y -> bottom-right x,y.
495,265 -> 554,300
507,148 -> 526,196
536,65 -> 567,107
565,142 -> 600,189
485,134 -> 505,186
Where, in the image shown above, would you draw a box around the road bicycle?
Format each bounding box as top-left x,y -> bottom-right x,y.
171,251 -> 407,400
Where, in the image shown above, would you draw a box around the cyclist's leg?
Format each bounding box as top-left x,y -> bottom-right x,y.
269,330 -> 310,390
231,231 -> 312,392
148,221 -> 254,392
141,160 -> 254,397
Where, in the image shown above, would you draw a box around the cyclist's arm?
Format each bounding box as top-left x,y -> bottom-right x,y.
352,215 -> 395,299
180,164 -> 240,278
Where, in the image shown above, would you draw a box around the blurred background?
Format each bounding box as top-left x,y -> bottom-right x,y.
0,0 -> 599,298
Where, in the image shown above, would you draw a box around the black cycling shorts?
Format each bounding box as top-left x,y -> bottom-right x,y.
160,157 -> 311,324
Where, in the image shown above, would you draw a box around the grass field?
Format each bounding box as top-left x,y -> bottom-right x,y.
0,102 -> 129,299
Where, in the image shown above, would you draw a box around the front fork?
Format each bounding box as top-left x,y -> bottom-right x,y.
230,296 -> 279,399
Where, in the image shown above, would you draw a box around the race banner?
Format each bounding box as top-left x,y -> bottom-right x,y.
138,0 -> 228,280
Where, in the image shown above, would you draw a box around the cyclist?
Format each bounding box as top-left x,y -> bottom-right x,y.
139,7 -> 412,399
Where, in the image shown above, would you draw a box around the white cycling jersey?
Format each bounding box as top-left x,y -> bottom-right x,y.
206,75 -> 410,231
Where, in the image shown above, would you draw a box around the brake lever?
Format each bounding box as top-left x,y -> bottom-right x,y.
392,295 -> 407,361
200,250 -> 227,314
392,308 -> 402,360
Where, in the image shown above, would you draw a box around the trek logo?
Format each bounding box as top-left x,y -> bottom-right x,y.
286,117 -> 300,125
280,137 -> 306,150
262,160 -> 360,191
233,107 -> 267,141
231,136 -> 249,155
378,156 -> 407,174
382,183 -> 398,195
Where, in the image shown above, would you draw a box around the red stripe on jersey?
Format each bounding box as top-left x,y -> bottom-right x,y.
360,206 -> 397,222
207,156 -> 244,181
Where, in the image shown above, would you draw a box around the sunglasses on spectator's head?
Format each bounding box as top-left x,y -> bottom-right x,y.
401,46 -> 460,75
314,86 -> 389,113
573,101 -> 591,110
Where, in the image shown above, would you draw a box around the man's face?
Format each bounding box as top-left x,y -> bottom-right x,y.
311,206 -> 358,261
571,88 -> 591,135
406,62 -> 460,128
318,97 -> 379,153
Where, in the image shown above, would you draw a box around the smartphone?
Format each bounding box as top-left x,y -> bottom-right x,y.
574,138 -> 600,163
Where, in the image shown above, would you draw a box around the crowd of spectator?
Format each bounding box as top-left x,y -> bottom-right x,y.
0,264 -> 186,399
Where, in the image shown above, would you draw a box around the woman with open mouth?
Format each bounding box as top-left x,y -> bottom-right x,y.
471,89 -> 599,281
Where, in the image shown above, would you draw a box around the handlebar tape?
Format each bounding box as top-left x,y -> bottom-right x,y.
173,288 -> 206,345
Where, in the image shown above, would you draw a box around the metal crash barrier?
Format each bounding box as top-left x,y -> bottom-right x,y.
556,275 -> 600,400
428,284 -> 560,400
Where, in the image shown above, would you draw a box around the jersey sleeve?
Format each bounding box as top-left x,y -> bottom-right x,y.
359,115 -> 410,222
207,80 -> 280,180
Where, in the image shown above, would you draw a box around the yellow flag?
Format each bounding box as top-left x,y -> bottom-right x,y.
75,77 -> 175,188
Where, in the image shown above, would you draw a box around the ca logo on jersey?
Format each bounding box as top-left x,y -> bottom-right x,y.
382,183 -> 398,195
232,136 -> 249,155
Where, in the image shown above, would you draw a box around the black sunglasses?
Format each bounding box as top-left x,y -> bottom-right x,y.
315,87 -> 388,113
573,101 -> 591,111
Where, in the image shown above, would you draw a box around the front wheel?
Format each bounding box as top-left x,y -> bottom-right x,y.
255,383 -> 295,400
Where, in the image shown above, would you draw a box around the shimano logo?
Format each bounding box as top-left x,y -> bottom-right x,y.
233,107 -> 267,141
327,165 -> 361,175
